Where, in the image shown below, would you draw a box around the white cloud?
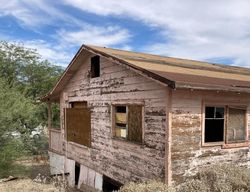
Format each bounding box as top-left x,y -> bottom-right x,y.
0,0 -> 85,28
21,40 -> 73,67
2,0 -> 250,67
57,25 -> 131,47
0,1 -> 132,66
63,0 -> 250,67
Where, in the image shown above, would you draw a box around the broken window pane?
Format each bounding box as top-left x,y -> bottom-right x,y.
205,106 -> 224,143
227,107 -> 246,142
205,107 -> 215,118
215,107 -> 224,118
115,106 -> 127,138
116,106 -> 126,113
114,105 -> 142,143
205,119 -> 224,142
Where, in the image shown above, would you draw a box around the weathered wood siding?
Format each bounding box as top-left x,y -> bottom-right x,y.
49,129 -> 63,154
59,53 -> 168,183
171,90 -> 250,184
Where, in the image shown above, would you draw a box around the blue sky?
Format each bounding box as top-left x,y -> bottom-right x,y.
1,0 -> 250,68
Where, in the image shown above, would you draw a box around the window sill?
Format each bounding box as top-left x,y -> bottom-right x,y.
222,142 -> 250,149
202,141 -> 250,149
67,141 -> 91,151
112,137 -> 143,149
202,142 -> 224,147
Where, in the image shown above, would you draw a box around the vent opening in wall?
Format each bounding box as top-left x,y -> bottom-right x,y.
91,55 -> 100,78
102,175 -> 122,192
75,162 -> 80,186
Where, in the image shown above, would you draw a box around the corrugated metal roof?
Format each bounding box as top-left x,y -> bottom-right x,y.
41,44 -> 250,101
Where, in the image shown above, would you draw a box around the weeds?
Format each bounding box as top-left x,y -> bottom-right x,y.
33,173 -> 68,192
119,164 -> 250,192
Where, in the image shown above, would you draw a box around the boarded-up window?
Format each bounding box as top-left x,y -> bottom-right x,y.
65,107 -> 91,147
114,105 -> 142,143
227,107 -> 246,142
128,105 -> 142,143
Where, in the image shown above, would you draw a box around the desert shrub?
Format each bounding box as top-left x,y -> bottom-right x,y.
177,164 -> 250,192
195,164 -> 250,192
120,165 -> 250,192
177,179 -> 209,192
119,180 -> 175,192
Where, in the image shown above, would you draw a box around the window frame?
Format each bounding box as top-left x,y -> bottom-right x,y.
202,101 -> 248,147
111,101 -> 144,144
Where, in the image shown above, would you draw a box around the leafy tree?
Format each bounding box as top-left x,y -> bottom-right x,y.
0,41 -> 63,170
0,41 -> 63,125
0,41 -> 63,99
0,78 -> 39,168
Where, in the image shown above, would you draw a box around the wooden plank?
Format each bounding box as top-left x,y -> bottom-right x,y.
115,113 -> 127,124
78,165 -> 88,189
128,105 -> 142,143
65,108 -> 91,147
95,172 -> 103,191
87,169 -> 96,187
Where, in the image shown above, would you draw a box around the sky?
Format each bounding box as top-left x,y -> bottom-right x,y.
1,0 -> 250,68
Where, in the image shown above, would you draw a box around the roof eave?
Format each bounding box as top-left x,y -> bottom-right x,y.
176,82 -> 250,94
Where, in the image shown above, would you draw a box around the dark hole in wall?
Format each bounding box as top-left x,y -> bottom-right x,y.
102,175 -> 122,192
91,55 -> 100,78
75,162 -> 80,186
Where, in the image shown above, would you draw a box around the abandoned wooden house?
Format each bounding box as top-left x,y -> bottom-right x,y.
42,45 -> 250,191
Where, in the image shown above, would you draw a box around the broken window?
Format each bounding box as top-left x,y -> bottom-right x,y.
113,105 -> 142,143
205,107 -> 225,143
65,101 -> 91,147
204,105 -> 247,144
91,55 -> 100,78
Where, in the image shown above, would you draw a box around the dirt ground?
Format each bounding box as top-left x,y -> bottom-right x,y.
0,159 -> 81,192
0,179 -> 60,192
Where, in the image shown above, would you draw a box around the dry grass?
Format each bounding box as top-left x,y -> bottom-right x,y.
0,178 -> 60,192
119,164 -> 250,192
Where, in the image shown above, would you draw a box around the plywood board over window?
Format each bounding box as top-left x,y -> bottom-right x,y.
227,107 -> 247,143
128,105 -> 142,143
65,107 -> 91,147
